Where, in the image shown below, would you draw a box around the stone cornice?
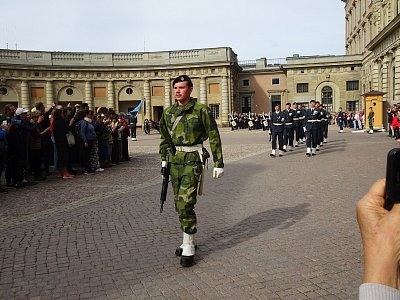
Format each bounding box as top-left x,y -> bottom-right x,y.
366,13 -> 400,51
0,47 -> 238,68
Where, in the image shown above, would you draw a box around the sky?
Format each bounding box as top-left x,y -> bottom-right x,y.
1,0 -> 346,61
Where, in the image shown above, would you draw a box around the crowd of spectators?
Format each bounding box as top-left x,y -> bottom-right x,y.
0,102 -> 132,193
332,110 -> 366,130
387,104 -> 400,140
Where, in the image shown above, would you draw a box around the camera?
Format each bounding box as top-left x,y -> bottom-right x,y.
384,148 -> 400,210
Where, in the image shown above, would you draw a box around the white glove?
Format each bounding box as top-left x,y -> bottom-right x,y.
303,127 -> 306,132
213,168 -> 224,179
161,161 -> 167,168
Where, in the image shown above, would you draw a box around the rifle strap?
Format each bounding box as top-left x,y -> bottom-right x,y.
170,116 -> 183,137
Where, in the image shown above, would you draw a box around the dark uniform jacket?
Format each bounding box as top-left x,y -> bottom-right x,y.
270,111 -> 284,133
282,109 -> 295,128
305,108 -> 320,130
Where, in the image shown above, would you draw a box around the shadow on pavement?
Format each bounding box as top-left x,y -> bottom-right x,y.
197,203 -> 311,261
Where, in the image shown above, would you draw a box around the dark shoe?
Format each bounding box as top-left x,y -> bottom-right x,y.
180,256 -> 194,267
0,187 -> 7,193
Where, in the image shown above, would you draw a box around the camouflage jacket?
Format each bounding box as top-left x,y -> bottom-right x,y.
159,98 -> 224,168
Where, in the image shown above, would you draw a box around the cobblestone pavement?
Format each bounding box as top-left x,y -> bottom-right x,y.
0,126 -> 395,299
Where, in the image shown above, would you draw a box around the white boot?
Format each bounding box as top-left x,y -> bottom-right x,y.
339,129 -> 343,133
306,147 -> 311,156
323,138 -> 327,143
283,145 -> 287,152
279,150 -> 284,157
181,232 -> 195,267
312,148 -> 316,155
316,145 -> 320,151
270,149 -> 276,157
294,141 -> 298,147
288,145 -> 293,151
369,130 -> 373,134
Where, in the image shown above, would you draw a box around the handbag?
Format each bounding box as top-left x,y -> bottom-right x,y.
66,131 -> 75,146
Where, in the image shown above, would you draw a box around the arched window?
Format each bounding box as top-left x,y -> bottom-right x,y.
321,86 -> 333,112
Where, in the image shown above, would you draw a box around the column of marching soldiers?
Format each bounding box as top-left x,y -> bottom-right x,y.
229,99 -> 330,157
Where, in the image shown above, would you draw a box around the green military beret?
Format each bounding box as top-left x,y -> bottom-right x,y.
173,75 -> 193,87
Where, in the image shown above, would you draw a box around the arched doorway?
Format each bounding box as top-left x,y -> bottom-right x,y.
321,86 -> 333,112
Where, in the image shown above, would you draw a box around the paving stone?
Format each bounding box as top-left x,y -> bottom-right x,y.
0,128 -> 391,299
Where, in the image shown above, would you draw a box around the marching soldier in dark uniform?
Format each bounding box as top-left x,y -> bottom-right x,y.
305,100 -> 319,156
314,101 -> 323,151
321,105 -> 329,143
292,102 -> 301,147
298,104 -> 306,143
282,103 -> 295,152
337,107 -> 346,133
270,105 -> 284,157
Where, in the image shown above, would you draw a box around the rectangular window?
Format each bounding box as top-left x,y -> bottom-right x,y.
346,101 -> 359,112
94,87 -> 106,97
346,80 -> 359,91
272,78 -> 280,85
208,83 -> 220,94
297,83 -> 309,93
242,79 -> 249,86
152,86 -> 164,97
209,104 -> 220,119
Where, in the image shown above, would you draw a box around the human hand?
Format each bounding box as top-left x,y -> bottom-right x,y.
213,168 -> 224,179
357,179 -> 400,288
85,142 -> 88,148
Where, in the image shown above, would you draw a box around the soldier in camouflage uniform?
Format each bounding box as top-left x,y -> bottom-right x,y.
159,75 -> 224,267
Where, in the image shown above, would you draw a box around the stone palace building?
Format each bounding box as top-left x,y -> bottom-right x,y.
0,0 -> 399,126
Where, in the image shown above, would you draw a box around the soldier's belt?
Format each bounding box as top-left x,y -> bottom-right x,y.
307,120 -> 318,123
175,144 -> 203,153
299,116 -> 305,119
317,120 -> 322,122
285,123 -> 293,125
293,118 -> 300,121
273,123 -> 283,126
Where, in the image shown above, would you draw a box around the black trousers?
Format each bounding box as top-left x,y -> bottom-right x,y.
130,124 -> 137,138
306,126 -> 318,148
294,124 -> 301,142
323,122 -> 328,139
283,127 -> 294,146
271,131 -> 283,150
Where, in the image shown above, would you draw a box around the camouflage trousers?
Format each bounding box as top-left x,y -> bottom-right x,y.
170,161 -> 202,235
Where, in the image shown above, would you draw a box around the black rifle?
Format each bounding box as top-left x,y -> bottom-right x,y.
160,165 -> 169,213
160,143 -> 176,213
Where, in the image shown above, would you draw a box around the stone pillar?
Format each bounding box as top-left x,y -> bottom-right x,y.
164,78 -> 171,108
382,56 -> 390,102
221,76 -> 229,126
144,80 -> 151,119
200,77 -> 207,105
46,81 -> 54,107
85,81 -> 93,109
21,81 -> 29,108
372,60 -> 380,91
107,81 -> 115,109
395,48 -> 400,102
